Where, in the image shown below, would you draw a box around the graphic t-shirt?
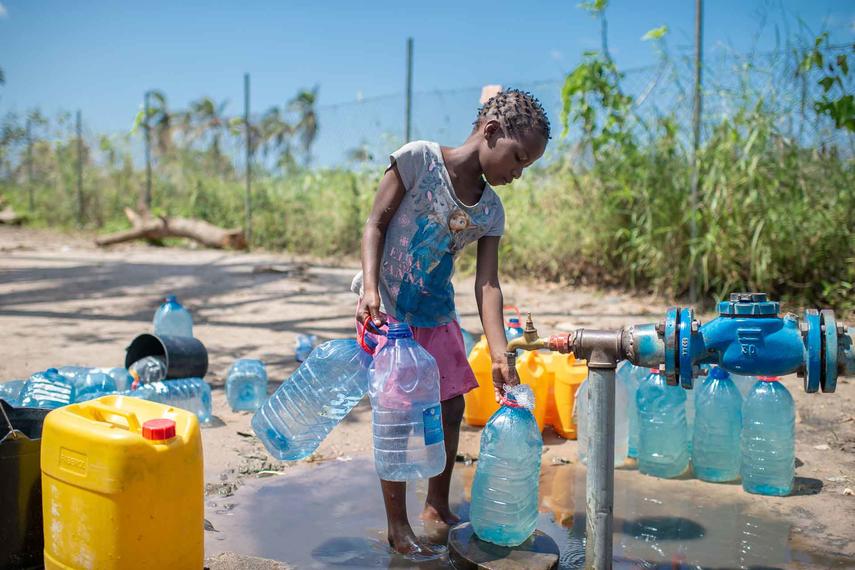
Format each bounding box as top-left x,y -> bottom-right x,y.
352,140 -> 505,327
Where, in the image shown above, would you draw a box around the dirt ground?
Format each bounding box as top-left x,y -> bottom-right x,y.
1,225 -> 854,567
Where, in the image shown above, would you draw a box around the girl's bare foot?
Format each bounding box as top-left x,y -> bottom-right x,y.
387,530 -> 446,560
420,502 -> 461,526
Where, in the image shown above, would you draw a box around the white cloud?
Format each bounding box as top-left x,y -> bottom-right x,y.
550,50 -> 564,61
0,3 -> 7,18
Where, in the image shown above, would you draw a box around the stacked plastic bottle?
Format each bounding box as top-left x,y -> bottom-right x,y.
617,361 -> 647,459
74,370 -> 118,402
253,338 -> 374,460
730,373 -> 758,400
131,378 -> 212,423
741,376 -> 795,496
692,366 -> 742,482
636,369 -> 689,478
0,379 -> 27,405
470,384 -> 542,547
129,356 -> 168,387
574,373 -> 629,467
370,323 -> 445,481
226,359 -> 268,411
153,295 -> 194,337
18,368 -> 76,409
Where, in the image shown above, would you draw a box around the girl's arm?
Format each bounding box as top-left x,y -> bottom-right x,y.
358,164 -> 406,327
474,235 -> 516,401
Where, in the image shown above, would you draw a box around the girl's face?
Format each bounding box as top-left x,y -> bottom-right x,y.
478,122 -> 547,187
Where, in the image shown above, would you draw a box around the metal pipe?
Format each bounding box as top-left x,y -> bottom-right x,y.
689,0 -> 704,304
75,109 -> 84,227
244,72 -> 252,247
143,91 -> 152,211
585,366 -> 616,570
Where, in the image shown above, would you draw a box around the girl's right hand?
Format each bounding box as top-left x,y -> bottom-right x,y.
357,291 -> 386,329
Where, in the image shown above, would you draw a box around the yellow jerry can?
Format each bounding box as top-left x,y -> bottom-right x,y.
40,395 -> 203,570
463,336 -> 500,427
548,354 -> 588,439
514,350 -> 551,431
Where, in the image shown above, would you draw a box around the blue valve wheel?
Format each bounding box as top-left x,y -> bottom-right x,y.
803,309 -> 822,394
820,309 -> 838,393
678,307 -> 696,389
664,308 -> 679,386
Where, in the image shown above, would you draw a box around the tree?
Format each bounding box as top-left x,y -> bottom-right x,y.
186,97 -> 230,162
288,86 -> 319,166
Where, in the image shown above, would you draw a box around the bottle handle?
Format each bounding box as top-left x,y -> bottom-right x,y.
359,315 -> 386,355
80,401 -> 142,433
503,305 -> 522,328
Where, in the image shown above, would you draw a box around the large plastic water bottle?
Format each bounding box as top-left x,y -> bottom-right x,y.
0,379 -> 26,405
75,370 -> 118,402
618,361 -> 646,459
226,359 -> 268,411
295,334 -> 318,363
370,323 -> 445,481
19,368 -> 76,409
253,339 -> 374,461
730,373 -> 758,400
153,295 -> 194,338
692,366 -> 742,482
470,384 -> 542,547
741,376 -> 795,496
129,356 -> 167,387
506,317 -> 524,341
97,367 -> 134,392
636,369 -> 689,478
131,378 -> 212,423
574,373 -> 629,467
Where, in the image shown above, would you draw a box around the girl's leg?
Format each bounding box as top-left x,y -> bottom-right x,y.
422,395 -> 465,525
381,479 -> 445,555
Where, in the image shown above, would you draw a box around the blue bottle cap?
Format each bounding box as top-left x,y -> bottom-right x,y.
708,366 -> 730,381
386,323 -> 413,339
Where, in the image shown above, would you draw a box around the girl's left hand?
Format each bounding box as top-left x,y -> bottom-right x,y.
491,353 -> 518,402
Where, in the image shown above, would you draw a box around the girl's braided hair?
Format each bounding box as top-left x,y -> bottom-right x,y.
473,88 -> 551,140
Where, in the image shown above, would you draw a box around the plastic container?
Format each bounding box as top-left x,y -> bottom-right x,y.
548,354 -> 588,439
370,323 -> 445,481
153,295 -> 194,337
125,333 -> 208,380
253,339 -> 374,461
40,396 -> 203,569
0,379 -> 27,406
19,369 -> 76,410
75,370 -> 118,403
226,359 -> 268,411
130,378 -> 212,424
0,400 -> 50,569
295,334 -> 318,363
505,317 -> 524,342
692,366 -> 742,482
575,373 -> 629,467
461,328 -> 477,357
617,361 -> 647,458
463,336 -> 500,427
636,369 -> 689,478
470,384 -> 542,547
514,350 -> 552,431
128,356 -> 167,387
730,373 -> 758,400
741,376 -> 795,496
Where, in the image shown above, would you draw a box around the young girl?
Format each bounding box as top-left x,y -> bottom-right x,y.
354,88 -> 550,557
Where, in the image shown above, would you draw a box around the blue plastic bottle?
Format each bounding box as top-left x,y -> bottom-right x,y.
506,317 -> 524,341
574,375 -> 628,467
153,295 -> 194,337
470,384 -> 542,547
131,377 -> 212,423
618,361 -> 647,459
741,376 -> 795,496
75,370 -> 118,402
636,369 -> 689,478
253,339 -> 374,461
0,379 -> 27,406
692,366 -> 742,482
19,368 -> 76,409
730,373 -> 758,400
226,359 -> 268,411
97,367 -> 134,392
461,328 -> 477,357
370,323 -> 445,481
129,356 -> 167,386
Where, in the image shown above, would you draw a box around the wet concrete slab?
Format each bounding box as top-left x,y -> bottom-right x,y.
205,456 -> 853,569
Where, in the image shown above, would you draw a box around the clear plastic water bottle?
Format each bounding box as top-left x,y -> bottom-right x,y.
226,359 -> 268,411
129,356 -> 167,387
19,368 -> 76,409
295,334 -> 318,363
685,386 -> 695,455
692,366 -> 742,482
97,367 -> 134,392
370,323 -> 445,481
131,378 -> 212,423
506,317 -> 524,341
470,384 -> 542,547
57,366 -> 91,386
741,376 -> 795,496
153,295 -> 194,338
253,339 -> 374,461
618,361 -> 647,459
730,373 -> 758,400
574,373 -> 628,467
75,370 -> 118,402
637,369 -> 689,478
0,379 -> 26,406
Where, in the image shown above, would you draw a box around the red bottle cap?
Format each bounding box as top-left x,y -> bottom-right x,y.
142,418 -> 176,441
758,376 -> 780,382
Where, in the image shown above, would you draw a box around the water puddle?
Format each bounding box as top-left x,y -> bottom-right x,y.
205,457 -> 849,569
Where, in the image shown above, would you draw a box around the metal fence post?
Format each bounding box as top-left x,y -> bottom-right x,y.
244,72 -> 252,247
76,109 -> 84,227
689,0 -> 704,304
26,116 -> 34,212
143,91 -> 152,211
405,37 -> 413,143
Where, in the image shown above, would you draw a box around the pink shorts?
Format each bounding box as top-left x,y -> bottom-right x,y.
356,306 -> 478,402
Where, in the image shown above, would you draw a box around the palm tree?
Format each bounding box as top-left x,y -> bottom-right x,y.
258,106 -> 295,170
187,97 -> 229,164
288,86 -> 319,166
146,90 -> 174,157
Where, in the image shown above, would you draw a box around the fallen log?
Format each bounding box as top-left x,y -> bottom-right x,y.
96,208 -> 246,250
0,195 -> 24,225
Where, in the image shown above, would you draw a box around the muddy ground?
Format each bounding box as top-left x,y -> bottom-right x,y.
1,225 -> 853,568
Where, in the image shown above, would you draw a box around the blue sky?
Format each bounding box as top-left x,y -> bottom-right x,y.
0,0 -> 852,163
